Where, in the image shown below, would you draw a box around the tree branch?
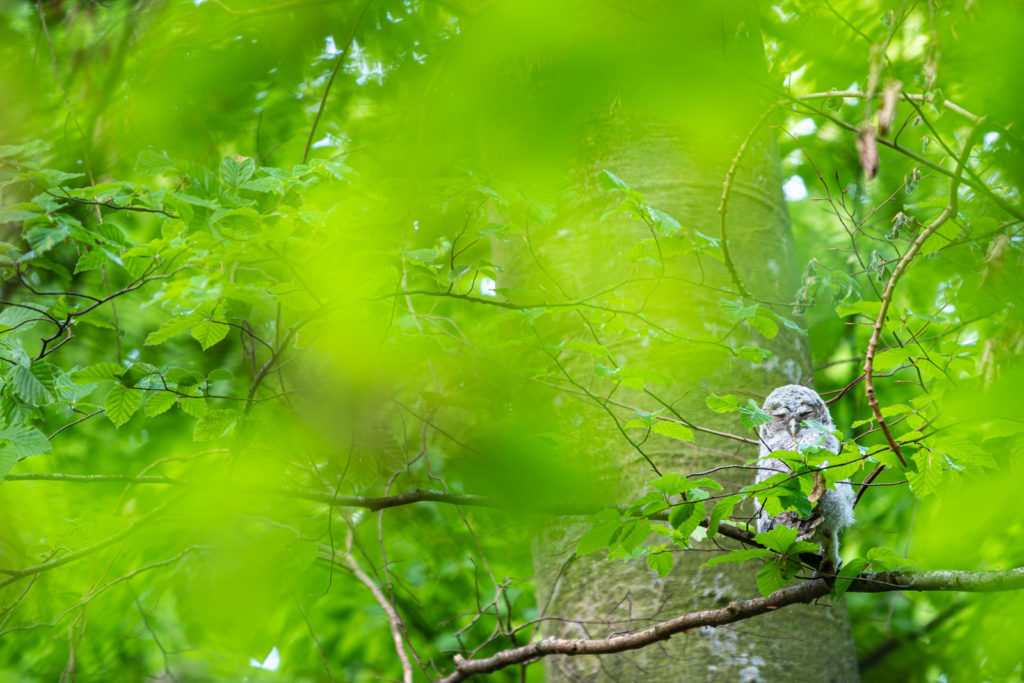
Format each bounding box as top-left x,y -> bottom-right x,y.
302,0 -> 372,164
0,498 -> 176,588
439,567 -> 1024,681
4,476 -> 761,550
862,120 -> 984,470
718,105 -> 776,299
338,531 -> 413,683
795,89 -> 983,124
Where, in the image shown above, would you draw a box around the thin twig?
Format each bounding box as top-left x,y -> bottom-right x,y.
339,530 -> 413,683
863,120 -> 985,469
302,0 -> 373,164
717,105 -> 776,298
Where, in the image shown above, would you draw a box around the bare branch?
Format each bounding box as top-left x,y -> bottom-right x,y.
302,0 -> 373,164
4,476 -> 761,550
0,498 -> 176,588
440,567 -> 1024,681
717,105 -> 776,298
863,120 -> 985,471
337,531 -> 413,683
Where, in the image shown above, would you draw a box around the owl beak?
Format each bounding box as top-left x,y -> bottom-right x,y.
788,418 -> 799,437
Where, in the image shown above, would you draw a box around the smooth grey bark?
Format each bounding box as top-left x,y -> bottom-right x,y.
433,1 -> 860,680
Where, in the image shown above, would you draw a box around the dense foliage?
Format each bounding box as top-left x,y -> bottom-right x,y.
1,1 -> 1023,680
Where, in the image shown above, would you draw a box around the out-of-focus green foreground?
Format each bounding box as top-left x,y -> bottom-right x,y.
0,1 -> 1023,681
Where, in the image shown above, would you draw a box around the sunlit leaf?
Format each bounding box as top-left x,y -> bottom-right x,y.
105,385 -> 142,427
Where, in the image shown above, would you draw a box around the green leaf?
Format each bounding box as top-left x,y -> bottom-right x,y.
566,340 -> 611,357
668,502 -> 703,541
708,496 -> 741,538
866,546 -> 916,571
238,177 -> 280,193
0,307 -> 44,330
834,300 -> 882,319
873,348 -> 914,373
577,518 -> 620,557
774,314 -> 807,335
880,403 -> 911,418
748,315 -> 778,339
648,208 -> 682,236
754,525 -> 798,553
691,477 -> 723,491
0,208 -> 42,223
617,518 -> 651,553
801,418 -> 834,436
739,399 -> 772,430
907,449 -> 946,497
171,193 -> 220,209
0,425 -> 51,459
832,558 -> 868,599
719,299 -> 758,322
194,409 -> 238,441
136,149 -> 176,173
50,297 -> 68,321
105,385 -> 142,427
191,317 -> 230,350
220,156 -> 255,188
597,169 -> 630,191
629,490 -> 664,514
646,548 -> 675,577
179,396 -> 208,418
403,248 -> 439,264
617,366 -> 673,387
789,540 -> 822,555
345,445 -> 377,490
145,313 -> 200,345
11,364 -> 53,406
700,548 -> 771,568
208,369 -> 234,382
70,363 -> 125,384
26,225 -> 68,254
649,473 -> 694,495
122,363 -> 160,387
74,249 -> 108,273
705,393 -> 740,413
145,391 -> 178,417
652,421 -> 694,442
737,345 -> 772,364
0,446 -> 18,482
756,560 -> 791,597
165,368 -> 204,388
575,509 -> 621,556
94,221 -> 128,246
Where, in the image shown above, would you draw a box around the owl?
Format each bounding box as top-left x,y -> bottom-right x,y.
754,384 -> 854,573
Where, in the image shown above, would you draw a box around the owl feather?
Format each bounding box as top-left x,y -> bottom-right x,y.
754,384 -> 854,573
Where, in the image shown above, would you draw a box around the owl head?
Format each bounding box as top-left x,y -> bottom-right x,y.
761,384 -> 832,439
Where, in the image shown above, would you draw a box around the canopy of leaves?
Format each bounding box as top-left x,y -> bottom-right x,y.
0,1 -> 1023,681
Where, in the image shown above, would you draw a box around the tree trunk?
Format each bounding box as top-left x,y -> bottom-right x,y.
432,1 -> 860,679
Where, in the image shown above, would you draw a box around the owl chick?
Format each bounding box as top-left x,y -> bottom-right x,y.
754,384 -> 854,573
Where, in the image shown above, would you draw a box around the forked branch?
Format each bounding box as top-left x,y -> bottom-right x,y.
862,120 -> 985,470
440,566 -> 1024,682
